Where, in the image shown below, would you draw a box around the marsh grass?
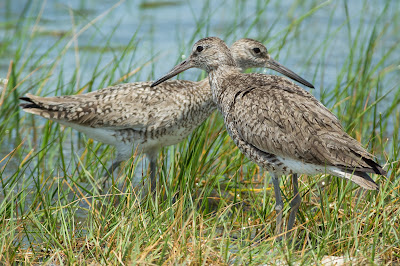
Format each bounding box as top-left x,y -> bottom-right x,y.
0,0 -> 399,264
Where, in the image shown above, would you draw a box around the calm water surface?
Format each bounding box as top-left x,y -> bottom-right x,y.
1,0 -> 398,90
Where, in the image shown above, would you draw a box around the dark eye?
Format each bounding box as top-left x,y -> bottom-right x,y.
253,47 -> 261,53
196,46 -> 203,52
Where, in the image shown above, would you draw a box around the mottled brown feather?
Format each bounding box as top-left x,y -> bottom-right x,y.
20,80 -> 210,130
218,71 -> 384,177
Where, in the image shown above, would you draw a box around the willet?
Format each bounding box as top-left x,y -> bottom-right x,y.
19,39 -> 313,192
151,37 -> 386,239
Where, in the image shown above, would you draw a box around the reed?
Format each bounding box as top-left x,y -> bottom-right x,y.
0,0 -> 399,264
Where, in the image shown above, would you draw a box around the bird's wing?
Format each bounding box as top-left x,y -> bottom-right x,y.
21,80 -> 202,130
228,74 -> 378,172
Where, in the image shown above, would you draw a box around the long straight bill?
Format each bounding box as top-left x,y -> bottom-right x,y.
151,59 -> 194,87
267,58 -> 314,88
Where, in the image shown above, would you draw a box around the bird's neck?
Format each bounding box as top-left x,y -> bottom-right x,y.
208,65 -> 240,114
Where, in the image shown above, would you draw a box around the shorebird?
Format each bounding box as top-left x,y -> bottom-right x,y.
19,39 -> 313,192
151,37 -> 386,239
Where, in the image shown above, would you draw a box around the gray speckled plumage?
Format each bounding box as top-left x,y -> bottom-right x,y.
218,73 -> 382,179
21,79 -> 212,155
20,38 -> 312,191
151,37 -> 386,239
20,79 -> 212,190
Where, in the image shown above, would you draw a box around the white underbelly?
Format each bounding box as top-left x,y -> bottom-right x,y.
57,120 -> 195,160
277,156 -> 329,175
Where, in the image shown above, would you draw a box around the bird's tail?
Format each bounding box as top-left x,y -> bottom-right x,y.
340,170 -> 379,190
332,157 -> 386,191
19,93 -> 71,120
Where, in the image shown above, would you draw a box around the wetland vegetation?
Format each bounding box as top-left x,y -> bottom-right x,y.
0,0 -> 399,264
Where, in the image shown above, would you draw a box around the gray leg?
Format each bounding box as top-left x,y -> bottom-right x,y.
103,161 -> 122,188
149,155 -> 157,193
287,173 -> 301,237
145,149 -> 159,194
272,174 -> 284,240
107,161 -> 122,176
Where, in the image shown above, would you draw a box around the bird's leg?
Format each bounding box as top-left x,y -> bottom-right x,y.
287,173 -> 301,238
103,160 -> 122,188
272,174 -> 284,240
149,156 -> 158,194
145,149 -> 159,195
107,161 -> 122,176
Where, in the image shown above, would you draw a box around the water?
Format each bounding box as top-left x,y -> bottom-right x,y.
0,0 -> 399,170
1,0 -> 398,90
0,0 -> 398,160
0,0 -> 398,254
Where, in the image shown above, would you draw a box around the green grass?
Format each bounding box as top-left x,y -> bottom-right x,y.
1,0 -> 400,264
